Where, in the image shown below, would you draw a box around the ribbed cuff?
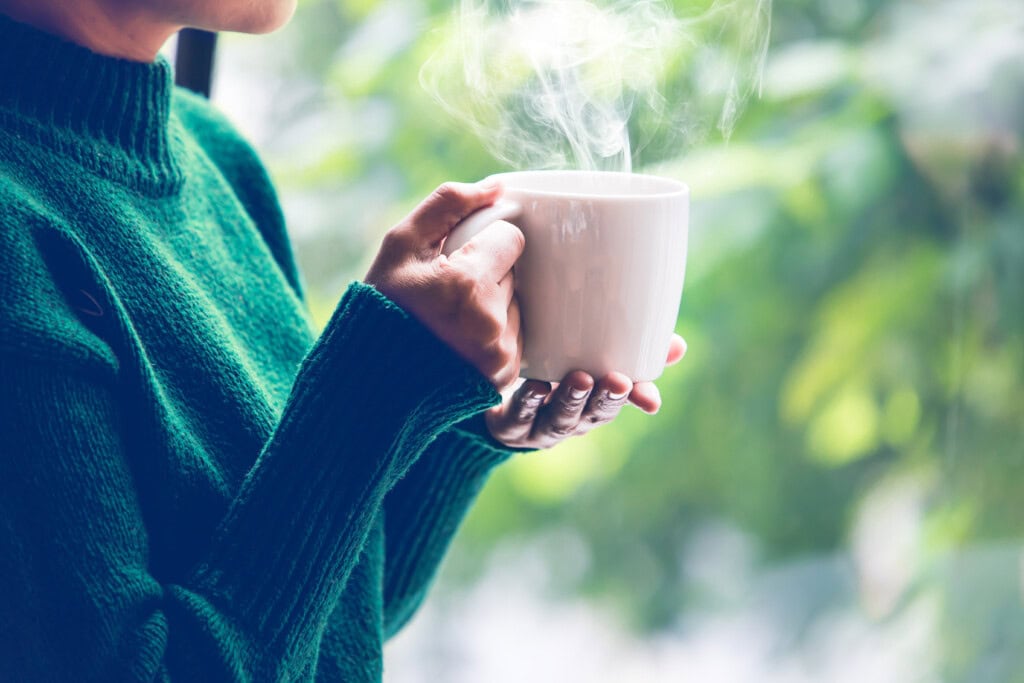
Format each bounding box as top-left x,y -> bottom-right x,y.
381,418 -> 527,635
447,412 -> 532,473
189,282 -> 499,657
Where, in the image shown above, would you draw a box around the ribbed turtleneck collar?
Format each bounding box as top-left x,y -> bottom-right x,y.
0,13 -> 183,195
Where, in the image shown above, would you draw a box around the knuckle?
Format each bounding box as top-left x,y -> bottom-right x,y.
380,227 -> 410,253
437,262 -> 512,354
438,263 -> 477,304
433,182 -> 460,203
452,269 -> 479,298
439,269 -> 507,344
431,182 -> 467,215
505,223 -> 526,254
557,396 -> 586,414
436,257 -> 465,283
593,396 -> 625,415
548,422 -> 578,437
513,402 -> 538,423
433,270 -> 460,312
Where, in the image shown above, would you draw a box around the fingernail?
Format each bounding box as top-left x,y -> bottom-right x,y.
570,387 -> 590,400
608,389 -> 628,400
478,178 -> 500,191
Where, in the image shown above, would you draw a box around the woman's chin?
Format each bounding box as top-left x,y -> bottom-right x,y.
213,0 -> 298,35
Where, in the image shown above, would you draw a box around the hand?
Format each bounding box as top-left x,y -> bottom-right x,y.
486,335 -> 688,449
365,181 -> 525,389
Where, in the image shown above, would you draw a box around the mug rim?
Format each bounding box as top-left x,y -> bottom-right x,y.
487,170 -> 690,201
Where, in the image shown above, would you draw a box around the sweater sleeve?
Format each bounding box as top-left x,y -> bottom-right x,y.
0,283 -> 499,682
380,413 -> 526,637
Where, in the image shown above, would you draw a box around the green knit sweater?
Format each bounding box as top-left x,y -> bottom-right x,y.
0,14 -> 517,682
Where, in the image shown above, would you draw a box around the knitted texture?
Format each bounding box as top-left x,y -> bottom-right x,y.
0,14 -> 519,682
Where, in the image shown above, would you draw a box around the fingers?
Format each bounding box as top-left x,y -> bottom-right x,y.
533,371 -> 594,440
577,372 -> 633,432
450,219 -> 525,280
486,379 -> 552,443
495,370 -> 631,447
491,298 -> 522,390
406,181 -> 503,244
628,382 -> 662,414
666,334 -> 687,365
485,366 -> 665,448
366,178 -> 527,392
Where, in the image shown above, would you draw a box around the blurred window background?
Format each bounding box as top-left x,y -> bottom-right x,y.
195,0 -> 1024,679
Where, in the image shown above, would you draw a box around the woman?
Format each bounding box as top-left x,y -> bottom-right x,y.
0,0 -> 685,680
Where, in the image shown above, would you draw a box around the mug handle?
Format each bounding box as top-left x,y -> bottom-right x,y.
441,199 -> 523,256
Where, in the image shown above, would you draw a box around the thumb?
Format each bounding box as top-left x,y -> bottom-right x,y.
405,180 -> 503,245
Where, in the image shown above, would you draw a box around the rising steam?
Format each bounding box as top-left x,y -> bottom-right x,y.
421,0 -> 772,172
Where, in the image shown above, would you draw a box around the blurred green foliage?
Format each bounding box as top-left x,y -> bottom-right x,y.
221,0 -> 1024,677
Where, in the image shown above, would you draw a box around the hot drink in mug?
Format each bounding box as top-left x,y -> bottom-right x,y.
443,170 -> 688,382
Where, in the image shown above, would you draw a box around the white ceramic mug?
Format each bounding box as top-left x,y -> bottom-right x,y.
443,170 -> 689,382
